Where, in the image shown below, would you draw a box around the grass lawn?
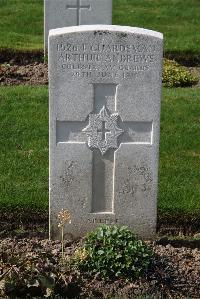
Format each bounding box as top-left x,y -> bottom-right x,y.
0,86 -> 48,211
0,86 -> 199,220
0,0 -> 43,51
114,0 -> 200,54
159,88 -> 200,216
0,0 -> 200,53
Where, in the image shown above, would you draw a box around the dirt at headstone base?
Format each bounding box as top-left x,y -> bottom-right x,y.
0,237 -> 199,298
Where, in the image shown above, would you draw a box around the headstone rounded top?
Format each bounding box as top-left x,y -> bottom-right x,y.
49,25 -> 163,40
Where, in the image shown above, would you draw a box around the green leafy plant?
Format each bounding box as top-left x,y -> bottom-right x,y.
74,225 -> 153,280
162,59 -> 198,87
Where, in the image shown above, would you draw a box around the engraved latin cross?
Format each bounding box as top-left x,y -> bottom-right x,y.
56,83 -> 152,213
66,0 -> 91,25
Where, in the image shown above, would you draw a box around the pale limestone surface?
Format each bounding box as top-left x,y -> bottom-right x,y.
49,25 -> 163,240
44,0 -> 112,54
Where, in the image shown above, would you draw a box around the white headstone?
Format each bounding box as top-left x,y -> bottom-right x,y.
44,0 -> 112,54
49,25 -> 163,239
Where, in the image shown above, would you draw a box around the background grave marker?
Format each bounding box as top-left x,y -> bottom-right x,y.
44,0 -> 112,54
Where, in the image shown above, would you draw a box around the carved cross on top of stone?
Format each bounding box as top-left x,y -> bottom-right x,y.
66,0 -> 91,25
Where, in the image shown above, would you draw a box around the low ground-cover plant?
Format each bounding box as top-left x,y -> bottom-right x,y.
162,59 -> 198,87
74,225 -> 153,280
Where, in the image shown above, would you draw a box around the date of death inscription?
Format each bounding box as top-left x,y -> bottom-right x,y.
56,42 -> 158,79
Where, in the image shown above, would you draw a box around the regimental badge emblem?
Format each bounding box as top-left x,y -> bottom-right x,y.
82,106 -> 124,155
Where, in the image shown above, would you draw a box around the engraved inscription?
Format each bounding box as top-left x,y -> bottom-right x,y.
57,40 -> 158,79
87,218 -> 118,224
57,43 -> 156,53
120,165 -> 153,197
59,53 -> 154,63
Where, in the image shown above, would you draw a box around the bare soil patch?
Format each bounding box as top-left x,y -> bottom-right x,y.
0,62 -> 48,86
